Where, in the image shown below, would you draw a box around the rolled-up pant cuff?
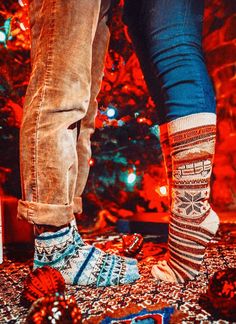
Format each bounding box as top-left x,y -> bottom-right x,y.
17,200 -> 75,227
73,197 -> 83,214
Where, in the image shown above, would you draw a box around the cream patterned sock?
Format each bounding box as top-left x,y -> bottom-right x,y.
152,113 -> 219,283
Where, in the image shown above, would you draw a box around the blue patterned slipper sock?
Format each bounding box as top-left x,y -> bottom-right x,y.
34,220 -> 140,286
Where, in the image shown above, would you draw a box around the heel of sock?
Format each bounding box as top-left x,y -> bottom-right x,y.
200,209 -> 220,235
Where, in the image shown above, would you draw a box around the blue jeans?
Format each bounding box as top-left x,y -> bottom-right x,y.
123,0 -> 216,125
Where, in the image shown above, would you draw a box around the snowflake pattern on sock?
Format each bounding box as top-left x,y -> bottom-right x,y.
152,113 -> 220,283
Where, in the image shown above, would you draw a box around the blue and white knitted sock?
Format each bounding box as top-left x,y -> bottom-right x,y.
34,220 -> 140,287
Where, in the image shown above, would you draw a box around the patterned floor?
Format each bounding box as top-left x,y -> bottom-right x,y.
1,224 -> 236,323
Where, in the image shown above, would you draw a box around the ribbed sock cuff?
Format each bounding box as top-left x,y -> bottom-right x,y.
168,113 -> 216,134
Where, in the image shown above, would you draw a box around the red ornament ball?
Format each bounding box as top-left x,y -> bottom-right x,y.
23,266 -> 65,304
122,233 -> 144,257
26,293 -> 82,324
199,268 -> 236,321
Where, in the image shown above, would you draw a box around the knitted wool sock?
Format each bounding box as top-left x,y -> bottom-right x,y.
152,113 -> 219,283
34,220 -> 140,287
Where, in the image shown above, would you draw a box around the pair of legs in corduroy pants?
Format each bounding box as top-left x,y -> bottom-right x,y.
17,0 -> 219,286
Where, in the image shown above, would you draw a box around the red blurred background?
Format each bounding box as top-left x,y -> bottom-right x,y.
0,0 -> 235,243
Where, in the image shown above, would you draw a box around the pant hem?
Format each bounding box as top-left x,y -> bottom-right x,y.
17,199 -> 74,227
73,197 -> 83,214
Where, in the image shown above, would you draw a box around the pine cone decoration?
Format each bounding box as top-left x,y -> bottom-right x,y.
199,268 -> 236,321
23,266 -> 65,304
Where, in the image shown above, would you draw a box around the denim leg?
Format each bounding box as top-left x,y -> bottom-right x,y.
124,0 -> 216,123
123,1 -> 166,125
17,0 -> 102,226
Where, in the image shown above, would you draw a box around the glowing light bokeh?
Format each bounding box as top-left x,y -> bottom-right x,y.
106,107 -> 117,118
127,173 -> 136,184
0,31 -> 6,43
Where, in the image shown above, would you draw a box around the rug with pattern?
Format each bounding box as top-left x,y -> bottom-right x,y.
1,224 -> 236,323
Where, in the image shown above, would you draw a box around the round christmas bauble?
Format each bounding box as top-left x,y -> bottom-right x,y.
23,266 -> 65,304
199,268 -> 236,321
122,233 -> 144,257
26,293 -> 82,323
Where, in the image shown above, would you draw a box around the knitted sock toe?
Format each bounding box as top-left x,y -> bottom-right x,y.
70,221 -> 137,266
34,220 -> 140,287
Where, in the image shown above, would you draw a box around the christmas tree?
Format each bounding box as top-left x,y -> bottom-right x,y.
0,1 -> 169,230
0,0 -> 235,231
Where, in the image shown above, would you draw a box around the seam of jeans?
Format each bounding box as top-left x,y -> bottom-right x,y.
182,0 -> 191,29
181,0 -> 207,113
31,0 -> 57,202
185,44 -> 207,113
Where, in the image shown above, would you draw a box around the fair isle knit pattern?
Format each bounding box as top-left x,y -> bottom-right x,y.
34,220 -> 140,287
162,113 -> 219,283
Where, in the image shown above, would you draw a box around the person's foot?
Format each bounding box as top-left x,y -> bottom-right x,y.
151,209 -> 219,283
152,113 -> 219,283
34,220 -> 140,287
